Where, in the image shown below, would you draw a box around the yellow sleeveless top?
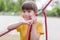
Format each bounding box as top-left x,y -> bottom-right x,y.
16,21 -> 44,40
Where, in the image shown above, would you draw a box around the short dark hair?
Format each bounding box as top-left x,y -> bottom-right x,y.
22,1 -> 38,13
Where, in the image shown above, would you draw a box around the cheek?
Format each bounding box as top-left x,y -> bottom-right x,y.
30,13 -> 35,16
22,15 -> 26,19
22,14 -> 25,18
22,13 -> 25,17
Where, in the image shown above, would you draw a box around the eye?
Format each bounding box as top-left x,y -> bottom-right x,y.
23,10 -> 25,13
28,10 -> 31,13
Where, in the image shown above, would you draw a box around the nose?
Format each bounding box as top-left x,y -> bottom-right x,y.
24,12 -> 29,16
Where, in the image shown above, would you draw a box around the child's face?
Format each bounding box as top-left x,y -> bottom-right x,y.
22,10 -> 36,21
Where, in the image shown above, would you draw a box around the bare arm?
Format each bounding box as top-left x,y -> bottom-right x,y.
31,24 -> 40,40
7,19 -> 33,30
7,22 -> 27,30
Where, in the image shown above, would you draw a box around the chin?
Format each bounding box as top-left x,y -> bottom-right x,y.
25,18 -> 31,21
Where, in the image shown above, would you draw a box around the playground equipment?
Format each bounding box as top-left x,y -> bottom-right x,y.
0,0 -> 52,40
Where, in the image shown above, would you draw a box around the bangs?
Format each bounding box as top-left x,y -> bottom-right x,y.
22,3 -> 34,10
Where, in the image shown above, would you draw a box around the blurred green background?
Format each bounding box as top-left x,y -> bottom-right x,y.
0,0 -> 60,16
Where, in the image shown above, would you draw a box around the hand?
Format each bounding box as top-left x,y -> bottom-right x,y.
30,14 -> 37,24
25,16 -> 36,25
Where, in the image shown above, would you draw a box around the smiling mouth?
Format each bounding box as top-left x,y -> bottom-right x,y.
24,16 -> 32,20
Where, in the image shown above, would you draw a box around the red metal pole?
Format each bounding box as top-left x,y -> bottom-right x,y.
26,24 -> 32,40
0,28 -> 15,37
42,0 -> 52,40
